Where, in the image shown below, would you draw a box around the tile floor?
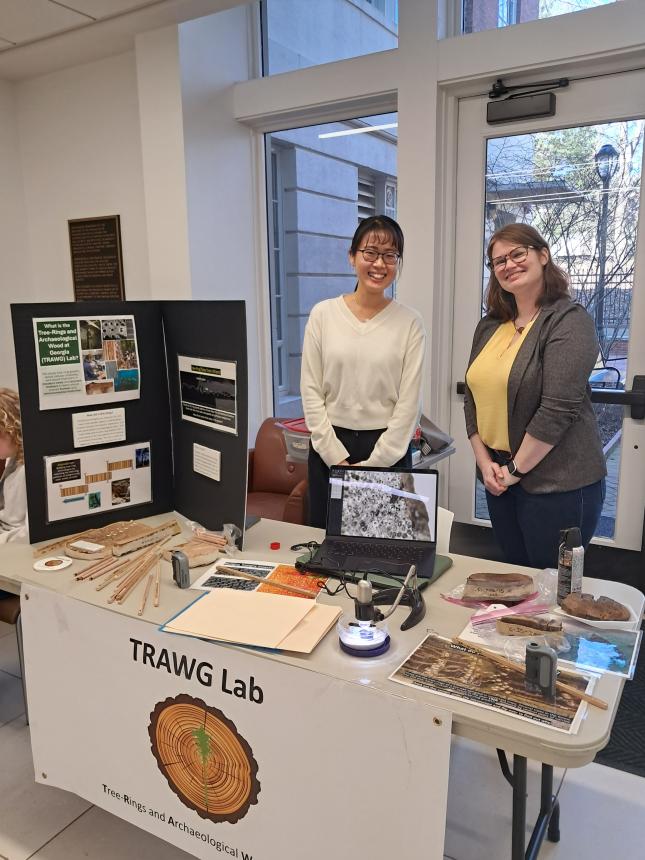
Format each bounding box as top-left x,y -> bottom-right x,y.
2,618 -> 644,860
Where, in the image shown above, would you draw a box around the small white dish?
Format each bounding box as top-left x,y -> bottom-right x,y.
33,556 -> 73,572
553,578 -> 642,631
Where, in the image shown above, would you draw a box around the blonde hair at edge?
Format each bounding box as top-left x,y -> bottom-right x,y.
0,388 -> 23,463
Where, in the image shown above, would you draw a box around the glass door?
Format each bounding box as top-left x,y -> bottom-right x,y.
449,70 -> 645,550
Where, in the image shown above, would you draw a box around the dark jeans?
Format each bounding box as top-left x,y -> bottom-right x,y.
485,478 -> 606,570
307,426 -> 412,529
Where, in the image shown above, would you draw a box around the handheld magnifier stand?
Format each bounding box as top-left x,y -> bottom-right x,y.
372,565 -> 426,631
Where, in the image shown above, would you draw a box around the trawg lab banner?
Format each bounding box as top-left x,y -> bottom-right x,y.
22,587 -> 451,860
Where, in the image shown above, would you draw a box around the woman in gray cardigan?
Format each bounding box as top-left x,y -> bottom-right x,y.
464,223 -> 606,569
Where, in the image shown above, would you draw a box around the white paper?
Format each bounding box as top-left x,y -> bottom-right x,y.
178,355 -> 237,434
34,315 -> 140,410
72,408 -> 126,448
68,540 -> 105,552
193,443 -> 221,481
44,441 -> 152,522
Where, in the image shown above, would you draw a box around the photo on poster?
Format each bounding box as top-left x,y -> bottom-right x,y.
178,355 -> 237,434
44,442 -> 152,523
390,633 -> 594,734
34,315 -> 141,410
135,447 -> 150,468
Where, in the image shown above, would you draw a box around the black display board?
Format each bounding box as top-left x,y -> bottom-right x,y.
162,301 -> 248,538
11,300 -> 247,544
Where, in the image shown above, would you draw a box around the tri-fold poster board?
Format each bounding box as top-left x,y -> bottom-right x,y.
12,300 -> 248,544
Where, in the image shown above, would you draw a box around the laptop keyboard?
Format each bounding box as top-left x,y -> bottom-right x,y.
327,541 -> 428,563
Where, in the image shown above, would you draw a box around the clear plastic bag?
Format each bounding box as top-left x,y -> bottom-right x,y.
465,603 -> 572,662
441,568 -> 558,617
184,521 -> 242,555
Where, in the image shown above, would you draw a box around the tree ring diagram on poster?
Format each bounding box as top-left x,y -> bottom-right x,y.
178,356 -> 237,435
148,694 -> 260,823
44,442 -> 152,522
33,315 -> 140,410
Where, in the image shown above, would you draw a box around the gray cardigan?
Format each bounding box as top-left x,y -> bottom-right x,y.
464,297 -> 606,494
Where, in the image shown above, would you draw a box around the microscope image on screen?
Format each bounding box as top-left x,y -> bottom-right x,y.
339,470 -> 434,542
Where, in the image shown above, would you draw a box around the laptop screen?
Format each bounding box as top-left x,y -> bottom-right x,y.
326,467 -> 438,543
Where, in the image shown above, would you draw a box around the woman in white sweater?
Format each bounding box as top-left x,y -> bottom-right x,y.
0,388 -> 28,545
301,216 -> 426,527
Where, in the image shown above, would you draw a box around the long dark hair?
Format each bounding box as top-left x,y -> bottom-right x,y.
350,215 -> 404,258
485,223 -> 569,321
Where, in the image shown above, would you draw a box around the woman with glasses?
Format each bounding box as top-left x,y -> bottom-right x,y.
464,222 -> 606,569
301,215 -> 426,528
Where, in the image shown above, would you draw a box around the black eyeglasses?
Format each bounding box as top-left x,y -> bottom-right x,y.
358,248 -> 400,266
486,245 -> 536,271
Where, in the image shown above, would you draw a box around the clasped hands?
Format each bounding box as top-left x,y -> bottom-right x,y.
481,460 -> 521,496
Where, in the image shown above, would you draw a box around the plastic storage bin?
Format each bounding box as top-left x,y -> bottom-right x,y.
277,418 -> 311,463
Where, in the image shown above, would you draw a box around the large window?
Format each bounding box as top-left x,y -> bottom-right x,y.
262,0 -> 398,76
473,120 -> 644,537
462,0 -> 620,34
265,114 -> 398,416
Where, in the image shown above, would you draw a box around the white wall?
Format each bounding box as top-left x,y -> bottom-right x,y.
0,80 -> 31,389
135,26 -> 192,301
179,6 -> 265,441
16,52 -> 151,309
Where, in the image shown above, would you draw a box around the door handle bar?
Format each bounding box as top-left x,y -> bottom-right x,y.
589,375 -> 645,419
456,375 -> 645,420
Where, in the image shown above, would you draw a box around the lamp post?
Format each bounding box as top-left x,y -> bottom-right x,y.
594,143 -> 619,353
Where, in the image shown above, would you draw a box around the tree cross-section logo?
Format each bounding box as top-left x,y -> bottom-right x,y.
148,694 -> 260,823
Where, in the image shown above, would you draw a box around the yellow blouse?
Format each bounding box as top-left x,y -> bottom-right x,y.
466,319 -> 536,452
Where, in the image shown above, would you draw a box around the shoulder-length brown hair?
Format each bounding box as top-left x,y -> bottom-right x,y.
485,223 -> 569,321
0,388 -> 23,463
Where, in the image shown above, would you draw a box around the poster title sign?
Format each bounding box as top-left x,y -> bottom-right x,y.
33,315 -> 141,411
36,320 -> 80,366
23,587 -> 451,860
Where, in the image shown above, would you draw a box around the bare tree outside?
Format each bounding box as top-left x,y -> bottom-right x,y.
476,120 -> 644,536
538,0 -> 618,17
485,120 -> 644,405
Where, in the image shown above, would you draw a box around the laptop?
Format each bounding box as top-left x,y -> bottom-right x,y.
305,466 -> 438,581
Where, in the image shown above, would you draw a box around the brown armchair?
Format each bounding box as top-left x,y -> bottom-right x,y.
246,418 -> 308,524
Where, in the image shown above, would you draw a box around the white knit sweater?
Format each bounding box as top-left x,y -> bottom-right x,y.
300,296 -> 426,467
0,458 -> 28,543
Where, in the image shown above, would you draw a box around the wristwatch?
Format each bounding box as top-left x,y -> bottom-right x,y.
507,459 -> 528,478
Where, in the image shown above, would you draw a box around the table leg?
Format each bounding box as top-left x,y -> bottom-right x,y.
497,750 -> 560,860
16,614 -> 29,725
512,754 -> 527,860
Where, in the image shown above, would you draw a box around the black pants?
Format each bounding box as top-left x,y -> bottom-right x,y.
484,448 -> 606,568
307,426 -> 412,528
485,479 -> 605,569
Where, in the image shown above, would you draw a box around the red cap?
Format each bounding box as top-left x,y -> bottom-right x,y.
270,541 -> 280,550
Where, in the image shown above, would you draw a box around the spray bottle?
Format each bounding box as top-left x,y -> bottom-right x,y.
557,527 -> 584,606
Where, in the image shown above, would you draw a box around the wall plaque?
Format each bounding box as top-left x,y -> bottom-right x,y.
69,215 -> 125,301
